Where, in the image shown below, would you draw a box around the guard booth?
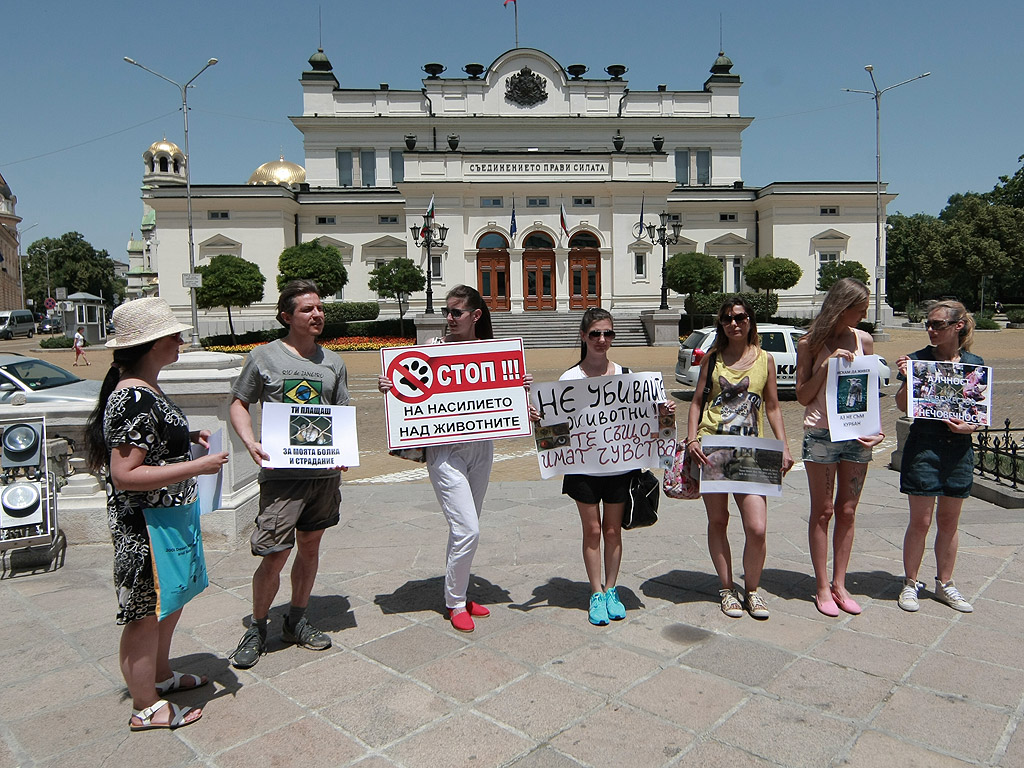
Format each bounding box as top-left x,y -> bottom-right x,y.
61,292 -> 108,345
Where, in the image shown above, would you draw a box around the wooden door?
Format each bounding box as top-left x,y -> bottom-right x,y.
568,249 -> 601,310
522,251 -> 556,310
477,251 -> 510,312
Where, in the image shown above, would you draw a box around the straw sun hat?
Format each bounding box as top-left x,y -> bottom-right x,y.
106,297 -> 192,349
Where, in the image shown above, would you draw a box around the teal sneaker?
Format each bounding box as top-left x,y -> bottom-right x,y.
605,586 -> 626,621
588,592 -> 609,626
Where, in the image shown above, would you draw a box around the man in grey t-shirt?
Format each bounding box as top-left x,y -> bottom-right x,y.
228,280 -> 350,669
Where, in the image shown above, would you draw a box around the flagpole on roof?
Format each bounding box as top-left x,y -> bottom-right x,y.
505,0 -> 519,48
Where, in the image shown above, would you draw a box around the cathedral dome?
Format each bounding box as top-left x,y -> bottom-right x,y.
248,156 -> 307,186
146,138 -> 183,157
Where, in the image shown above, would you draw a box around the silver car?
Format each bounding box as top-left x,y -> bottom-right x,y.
0,354 -> 101,404
675,324 -> 891,388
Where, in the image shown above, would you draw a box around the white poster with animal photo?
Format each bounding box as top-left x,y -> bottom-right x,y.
909,360 -> 993,427
260,403 -> 360,469
825,355 -> 881,442
698,435 -> 784,497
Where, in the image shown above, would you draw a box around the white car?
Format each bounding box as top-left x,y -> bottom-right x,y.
674,324 -> 891,388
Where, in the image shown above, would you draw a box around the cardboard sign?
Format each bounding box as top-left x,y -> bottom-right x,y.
825,355 -> 881,441
531,372 -> 675,479
381,338 -> 532,449
260,403 -> 360,469
698,435 -> 784,497
190,428 -> 224,515
909,360 -> 993,426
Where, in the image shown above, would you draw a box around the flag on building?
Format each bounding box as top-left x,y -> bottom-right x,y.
510,198 -> 517,238
504,0 -> 515,5
420,194 -> 435,237
639,192 -> 645,231
559,203 -> 569,236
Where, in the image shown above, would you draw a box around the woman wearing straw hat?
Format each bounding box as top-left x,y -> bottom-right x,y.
84,297 -> 229,732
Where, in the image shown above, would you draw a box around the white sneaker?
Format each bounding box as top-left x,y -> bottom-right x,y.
898,578 -> 922,612
935,578 -> 973,613
719,588 -> 743,618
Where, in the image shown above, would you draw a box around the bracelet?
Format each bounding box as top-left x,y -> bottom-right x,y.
684,437 -> 698,446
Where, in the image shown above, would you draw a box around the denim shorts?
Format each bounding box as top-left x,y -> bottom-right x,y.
801,428 -> 873,465
900,431 -> 974,498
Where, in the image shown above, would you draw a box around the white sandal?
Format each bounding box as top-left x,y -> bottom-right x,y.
129,699 -> 202,731
156,671 -> 209,694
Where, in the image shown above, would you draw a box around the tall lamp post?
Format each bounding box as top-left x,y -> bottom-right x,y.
844,65 -> 930,328
410,215 -> 448,314
35,244 -> 62,305
16,222 -> 38,310
124,55 -> 218,349
644,211 -> 682,310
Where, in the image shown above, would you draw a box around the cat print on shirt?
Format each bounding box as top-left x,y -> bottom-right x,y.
715,375 -> 762,436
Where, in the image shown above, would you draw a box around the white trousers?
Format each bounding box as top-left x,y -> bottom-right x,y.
426,441 -> 494,609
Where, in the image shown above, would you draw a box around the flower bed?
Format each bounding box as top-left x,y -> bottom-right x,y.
204,336 -> 414,354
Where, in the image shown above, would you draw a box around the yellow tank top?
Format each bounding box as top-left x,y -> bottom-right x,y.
698,349 -> 769,437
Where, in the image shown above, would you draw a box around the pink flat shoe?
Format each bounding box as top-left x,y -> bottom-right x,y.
814,594 -> 840,617
831,587 -> 862,615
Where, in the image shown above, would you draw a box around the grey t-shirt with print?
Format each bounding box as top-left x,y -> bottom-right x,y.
232,339 -> 350,480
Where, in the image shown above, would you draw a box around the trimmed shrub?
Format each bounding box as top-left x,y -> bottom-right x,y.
856,320 -> 877,334
345,318 -> 415,338
684,291 -> 778,321
39,336 -> 75,349
975,316 -> 1000,330
324,302 -> 380,323
1006,309 -> 1024,324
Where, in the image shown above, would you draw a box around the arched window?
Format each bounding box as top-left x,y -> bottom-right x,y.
569,231 -> 600,249
159,157 -> 169,173
477,232 -> 508,249
522,232 -> 555,249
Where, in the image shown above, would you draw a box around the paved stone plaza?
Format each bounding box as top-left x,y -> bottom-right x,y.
2,328 -> 1022,767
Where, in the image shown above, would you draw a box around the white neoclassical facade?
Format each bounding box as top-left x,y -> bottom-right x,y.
135,47 -> 894,336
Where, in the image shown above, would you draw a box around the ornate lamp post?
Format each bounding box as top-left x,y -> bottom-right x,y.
410,215 -> 448,314
124,55 -> 218,349
844,65 -> 930,328
644,211 -> 682,310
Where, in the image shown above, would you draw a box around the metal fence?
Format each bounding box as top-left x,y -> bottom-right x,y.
976,419 -> 1023,489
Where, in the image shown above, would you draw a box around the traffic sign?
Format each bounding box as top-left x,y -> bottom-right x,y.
43,297 -> 57,310
55,287 -> 67,300
182,273 -> 203,289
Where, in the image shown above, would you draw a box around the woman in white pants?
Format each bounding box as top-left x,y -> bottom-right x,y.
380,285 -> 527,632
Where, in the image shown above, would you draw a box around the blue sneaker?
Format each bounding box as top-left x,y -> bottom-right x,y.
588,592 -> 609,626
605,586 -> 626,620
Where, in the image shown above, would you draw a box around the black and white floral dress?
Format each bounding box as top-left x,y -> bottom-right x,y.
103,386 -> 196,624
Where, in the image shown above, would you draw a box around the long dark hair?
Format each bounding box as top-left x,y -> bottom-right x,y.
84,341 -> 157,473
577,307 -> 614,363
447,284 -> 493,339
707,295 -> 760,357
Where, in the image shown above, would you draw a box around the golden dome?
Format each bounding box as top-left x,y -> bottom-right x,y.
146,138 -> 183,157
248,156 -> 306,186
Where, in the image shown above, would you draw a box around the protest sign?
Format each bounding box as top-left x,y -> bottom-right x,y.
381,338 -> 532,450
698,435 -> 784,497
260,403 -> 360,469
825,355 -> 881,441
531,372 -> 675,480
909,360 -> 993,426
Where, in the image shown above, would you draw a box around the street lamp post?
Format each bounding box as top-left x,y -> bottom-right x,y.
644,211 -> 682,310
16,222 -> 38,310
124,55 -> 218,349
844,65 -> 930,328
35,244 -> 62,305
410,215 -> 448,314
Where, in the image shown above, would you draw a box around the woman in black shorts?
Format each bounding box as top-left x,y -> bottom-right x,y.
557,309 -> 674,625
895,299 -> 983,613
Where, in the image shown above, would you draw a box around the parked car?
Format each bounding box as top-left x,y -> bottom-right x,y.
0,310 -> 37,340
0,354 -> 101,404
675,324 -> 891,388
39,316 -> 63,334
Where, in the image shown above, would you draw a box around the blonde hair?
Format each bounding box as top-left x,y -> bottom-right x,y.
805,278 -> 870,356
927,299 -> 975,352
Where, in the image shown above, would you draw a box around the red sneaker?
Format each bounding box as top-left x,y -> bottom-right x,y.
446,608 -> 475,632
465,601 -> 490,618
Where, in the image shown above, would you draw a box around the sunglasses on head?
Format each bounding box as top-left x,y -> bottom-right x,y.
721,312 -> 749,325
588,329 -> 615,339
441,306 -> 469,318
924,318 -> 955,330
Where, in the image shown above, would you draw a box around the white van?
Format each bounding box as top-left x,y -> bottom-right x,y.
0,310 -> 36,340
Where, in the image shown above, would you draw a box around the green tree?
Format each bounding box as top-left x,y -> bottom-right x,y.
277,238 -> 348,296
24,232 -> 124,309
367,257 -> 425,336
742,255 -> 802,304
885,212 -> 944,310
817,260 -> 870,293
196,254 -> 266,344
665,252 -> 723,297
984,153 -> 1024,209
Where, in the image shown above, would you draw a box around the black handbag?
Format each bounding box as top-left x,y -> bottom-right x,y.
623,469 -> 660,529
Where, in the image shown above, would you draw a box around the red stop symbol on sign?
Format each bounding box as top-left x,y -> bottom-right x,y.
386,351 -> 435,403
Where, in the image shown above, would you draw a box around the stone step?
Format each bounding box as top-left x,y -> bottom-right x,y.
491,313 -> 648,348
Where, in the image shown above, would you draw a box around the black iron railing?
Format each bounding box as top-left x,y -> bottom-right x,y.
976,419 -> 1023,490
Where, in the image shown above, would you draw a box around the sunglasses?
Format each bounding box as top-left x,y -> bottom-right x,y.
924,318 -> 955,330
587,329 -> 616,339
721,312 -> 749,325
441,307 -> 470,319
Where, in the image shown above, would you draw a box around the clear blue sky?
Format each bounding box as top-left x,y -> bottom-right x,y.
3,0 -> 1021,263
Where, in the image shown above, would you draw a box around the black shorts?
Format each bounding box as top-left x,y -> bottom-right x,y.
562,472 -> 631,505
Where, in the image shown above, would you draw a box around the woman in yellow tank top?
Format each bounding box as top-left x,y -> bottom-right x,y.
686,296 -> 794,620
